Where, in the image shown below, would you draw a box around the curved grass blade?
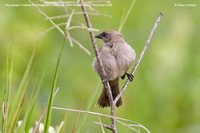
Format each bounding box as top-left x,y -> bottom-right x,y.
7,46 -> 35,132
44,40 -> 64,132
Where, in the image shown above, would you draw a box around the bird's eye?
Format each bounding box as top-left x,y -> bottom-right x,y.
102,32 -> 107,37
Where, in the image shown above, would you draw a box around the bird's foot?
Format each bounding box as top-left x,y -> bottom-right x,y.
126,73 -> 134,81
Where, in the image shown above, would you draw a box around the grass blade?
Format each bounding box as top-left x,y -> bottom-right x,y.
77,80 -> 101,132
17,72 -> 45,132
72,110 -> 81,133
25,73 -> 45,132
7,46 -> 35,132
98,116 -> 105,133
118,0 -> 137,32
1,46 -> 13,133
32,109 -> 46,133
56,121 -> 64,133
60,113 -> 69,132
44,41 -> 64,132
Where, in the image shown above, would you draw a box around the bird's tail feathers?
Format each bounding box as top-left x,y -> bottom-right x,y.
98,78 -> 122,107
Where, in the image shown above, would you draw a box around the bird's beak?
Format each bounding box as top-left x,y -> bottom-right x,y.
95,33 -> 103,39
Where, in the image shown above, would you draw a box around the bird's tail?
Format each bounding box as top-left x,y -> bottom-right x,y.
98,78 -> 122,107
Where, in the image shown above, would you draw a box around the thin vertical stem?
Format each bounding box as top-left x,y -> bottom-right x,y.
79,0 -> 117,132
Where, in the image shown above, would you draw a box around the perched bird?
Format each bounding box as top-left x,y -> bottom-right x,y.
93,30 -> 136,107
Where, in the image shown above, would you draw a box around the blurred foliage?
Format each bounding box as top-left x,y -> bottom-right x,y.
0,0 -> 200,132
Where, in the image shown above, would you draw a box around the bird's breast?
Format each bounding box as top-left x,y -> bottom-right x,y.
112,43 -> 136,76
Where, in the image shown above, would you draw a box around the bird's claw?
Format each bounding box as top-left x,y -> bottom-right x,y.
126,73 -> 134,81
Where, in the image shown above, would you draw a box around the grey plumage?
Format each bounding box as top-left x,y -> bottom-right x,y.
93,30 -> 136,107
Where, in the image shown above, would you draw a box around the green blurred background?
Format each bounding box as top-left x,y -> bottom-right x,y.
0,0 -> 200,132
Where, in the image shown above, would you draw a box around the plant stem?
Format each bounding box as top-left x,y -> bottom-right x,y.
79,0 -> 117,132
114,12 -> 164,104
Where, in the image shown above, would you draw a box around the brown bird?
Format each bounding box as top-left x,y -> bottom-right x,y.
93,30 -> 136,107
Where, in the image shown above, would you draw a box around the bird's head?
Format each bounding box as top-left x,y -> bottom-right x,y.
95,30 -> 124,43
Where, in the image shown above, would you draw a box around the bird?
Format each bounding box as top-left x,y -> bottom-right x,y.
92,30 -> 136,107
